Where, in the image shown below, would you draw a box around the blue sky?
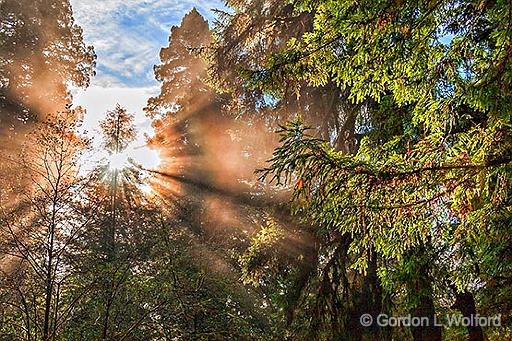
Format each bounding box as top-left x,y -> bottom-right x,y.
69,0 -> 225,169
69,0 -> 224,138
70,0 -> 224,87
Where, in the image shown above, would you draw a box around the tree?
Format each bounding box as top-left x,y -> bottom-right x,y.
0,0 -> 96,210
0,109 -> 91,340
0,3 -> 96,302
100,104 -> 137,155
145,8 -> 212,120
0,0 -> 95,124
210,0 -> 360,152
58,104 -> 167,340
98,104 -> 136,259
210,2 -> 389,339
144,9 -> 285,339
145,8 -> 229,237
145,8 -> 223,173
98,104 -> 136,339
253,0 -> 511,339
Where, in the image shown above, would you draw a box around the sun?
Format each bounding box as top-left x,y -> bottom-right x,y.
104,146 -> 161,196
108,151 -> 130,171
106,145 -> 161,172
139,183 -> 153,195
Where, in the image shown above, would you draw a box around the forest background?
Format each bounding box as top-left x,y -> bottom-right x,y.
0,0 -> 511,340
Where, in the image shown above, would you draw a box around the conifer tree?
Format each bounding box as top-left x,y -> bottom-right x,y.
253,0 -> 512,339
211,2 -> 387,339
0,0 -> 95,124
145,8 -> 223,233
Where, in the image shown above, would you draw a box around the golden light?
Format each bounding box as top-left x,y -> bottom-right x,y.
139,183 -> 153,195
105,145 -> 161,173
108,151 -> 130,171
101,144 -> 161,197
128,145 -> 161,171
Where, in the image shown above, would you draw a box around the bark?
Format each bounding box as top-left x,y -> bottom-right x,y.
451,291 -> 484,341
43,157 -> 63,341
410,294 -> 442,341
346,250 -> 388,341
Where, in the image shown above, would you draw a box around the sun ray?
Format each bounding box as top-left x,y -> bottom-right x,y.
108,151 -> 130,171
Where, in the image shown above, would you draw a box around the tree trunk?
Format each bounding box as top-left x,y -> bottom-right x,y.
411,294 -> 442,341
43,226 -> 55,341
405,246 -> 442,341
451,291 -> 484,341
346,249 -> 387,341
44,176 -> 61,341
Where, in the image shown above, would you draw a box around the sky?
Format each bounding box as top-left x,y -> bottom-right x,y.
68,0 -> 224,170
69,0 -> 224,144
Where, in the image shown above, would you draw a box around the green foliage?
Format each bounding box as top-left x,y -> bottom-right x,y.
263,118 -> 510,268
2,1 -> 511,339
240,214 -> 285,287
251,0 -> 512,339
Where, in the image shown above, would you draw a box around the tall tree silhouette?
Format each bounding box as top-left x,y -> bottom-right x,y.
145,8 -> 223,233
145,8 -> 217,164
99,104 -> 136,259
144,9 -> 279,338
98,104 -> 136,339
145,8 -> 212,119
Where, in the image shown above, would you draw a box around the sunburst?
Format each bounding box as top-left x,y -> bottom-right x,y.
108,151 -> 131,171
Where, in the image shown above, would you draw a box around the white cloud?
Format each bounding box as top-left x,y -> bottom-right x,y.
69,0 -> 225,86
72,84 -> 161,173
68,0 -> 225,170
73,84 -> 159,133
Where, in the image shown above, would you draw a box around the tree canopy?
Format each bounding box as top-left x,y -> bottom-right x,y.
0,1 -> 511,340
